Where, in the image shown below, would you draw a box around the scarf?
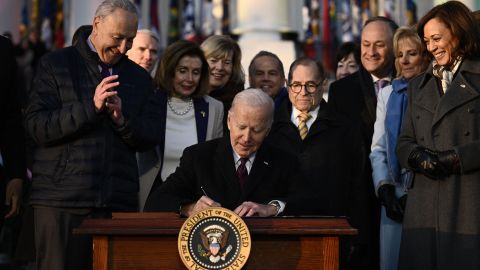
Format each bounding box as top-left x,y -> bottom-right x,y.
385,78 -> 409,183
432,57 -> 462,93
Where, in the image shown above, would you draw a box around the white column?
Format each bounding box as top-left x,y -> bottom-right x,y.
232,0 -> 291,41
231,0 -> 302,87
0,0 -> 22,42
140,0 -> 151,29
66,0 -> 102,45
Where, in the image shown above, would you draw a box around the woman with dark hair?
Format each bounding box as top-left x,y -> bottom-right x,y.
370,26 -> 430,270
137,40 -> 224,210
335,41 -> 360,80
200,35 -> 245,110
396,1 -> 480,269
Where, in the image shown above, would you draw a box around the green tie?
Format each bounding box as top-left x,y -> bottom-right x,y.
297,112 -> 311,140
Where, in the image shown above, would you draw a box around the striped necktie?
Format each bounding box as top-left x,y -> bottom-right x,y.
297,112 -> 311,140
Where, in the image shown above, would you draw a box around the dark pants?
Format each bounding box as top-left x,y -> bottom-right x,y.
33,206 -> 93,270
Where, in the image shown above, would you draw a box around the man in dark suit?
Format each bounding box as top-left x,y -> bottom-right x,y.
328,17 -> 398,270
0,35 -> 25,229
266,57 -> 370,269
145,88 -> 296,217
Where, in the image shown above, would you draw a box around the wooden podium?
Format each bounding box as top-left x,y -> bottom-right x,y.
75,212 -> 356,270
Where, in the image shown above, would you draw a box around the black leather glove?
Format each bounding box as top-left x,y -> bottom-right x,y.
378,184 -> 404,222
408,146 -> 448,179
437,150 -> 461,175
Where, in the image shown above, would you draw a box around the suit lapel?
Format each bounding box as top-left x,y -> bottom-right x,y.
414,71 -> 441,115
359,68 -> 377,123
306,100 -> 331,138
194,97 -> 209,143
158,91 -> 168,157
244,144 -> 271,199
432,61 -> 480,127
214,137 -> 242,198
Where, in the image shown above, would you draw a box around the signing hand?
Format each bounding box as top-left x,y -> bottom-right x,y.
93,75 -> 119,112
182,196 -> 221,217
5,178 -> 22,219
234,201 -> 277,217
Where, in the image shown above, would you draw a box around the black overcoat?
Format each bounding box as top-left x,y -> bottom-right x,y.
397,58 -> 480,270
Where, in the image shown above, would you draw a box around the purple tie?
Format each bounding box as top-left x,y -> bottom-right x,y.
375,79 -> 389,96
99,62 -> 111,78
236,158 -> 248,191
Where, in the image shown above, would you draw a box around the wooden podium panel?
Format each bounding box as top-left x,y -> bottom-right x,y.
75,212 -> 357,270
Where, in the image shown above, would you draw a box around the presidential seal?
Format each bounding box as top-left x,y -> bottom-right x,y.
178,207 -> 251,270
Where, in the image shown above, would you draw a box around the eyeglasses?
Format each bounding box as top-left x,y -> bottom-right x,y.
288,82 -> 320,93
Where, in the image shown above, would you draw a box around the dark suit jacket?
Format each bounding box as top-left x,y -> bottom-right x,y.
0,36 -> 26,223
267,99 -> 376,269
328,66 -> 394,270
144,137 -> 297,212
267,100 -> 367,216
328,66 -> 377,148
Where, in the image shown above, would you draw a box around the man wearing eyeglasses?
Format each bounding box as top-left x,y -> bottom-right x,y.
267,56 -> 370,270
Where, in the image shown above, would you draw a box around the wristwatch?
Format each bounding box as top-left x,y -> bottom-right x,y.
268,201 -> 281,216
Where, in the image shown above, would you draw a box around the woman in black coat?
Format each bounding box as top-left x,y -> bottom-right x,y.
396,2 -> 480,269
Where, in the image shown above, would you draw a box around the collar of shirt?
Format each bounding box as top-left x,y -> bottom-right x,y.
88,36 -> 112,75
291,105 -> 320,130
371,74 -> 392,84
232,150 -> 256,174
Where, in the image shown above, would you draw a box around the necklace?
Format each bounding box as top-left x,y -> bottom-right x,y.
167,97 -> 193,116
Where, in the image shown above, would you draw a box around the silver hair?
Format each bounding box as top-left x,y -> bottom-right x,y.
136,29 -> 160,43
229,88 -> 275,127
95,0 -> 138,18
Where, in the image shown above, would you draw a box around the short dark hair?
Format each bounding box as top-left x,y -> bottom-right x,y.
154,40 -> 210,98
287,57 -> 326,84
417,1 -> 479,59
335,42 -> 360,73
248,51 -> 285,84
364,16 -> 399,34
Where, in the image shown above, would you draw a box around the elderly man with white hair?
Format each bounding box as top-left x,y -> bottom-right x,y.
145,88 -> 298,217
126,28 -> 159,73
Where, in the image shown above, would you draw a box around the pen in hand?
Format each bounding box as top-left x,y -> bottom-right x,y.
200,186 -> 209,197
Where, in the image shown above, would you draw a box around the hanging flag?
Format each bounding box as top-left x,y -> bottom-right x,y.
150,0 -> 160,35
338,0 -> 353,42
183,0 -> 197,41
168,0 -> 180,44
406,0 -> 417,26
222,0 -> 230,34
303,0 -> 316,59
54,0 -> 65,48
384,0 -> 394,18
201,0 -> 214,37
20,0 -> 29,38
361,0 -> 372,26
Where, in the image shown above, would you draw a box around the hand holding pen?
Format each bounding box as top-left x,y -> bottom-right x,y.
179,186 -> 221,217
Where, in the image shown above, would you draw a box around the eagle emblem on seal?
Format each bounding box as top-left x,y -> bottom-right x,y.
198,224 -> 233,263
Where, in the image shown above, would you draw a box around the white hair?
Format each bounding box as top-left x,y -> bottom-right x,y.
136,29 -> 160,43
95,0 -> 138,18
229,88 -> 275,127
